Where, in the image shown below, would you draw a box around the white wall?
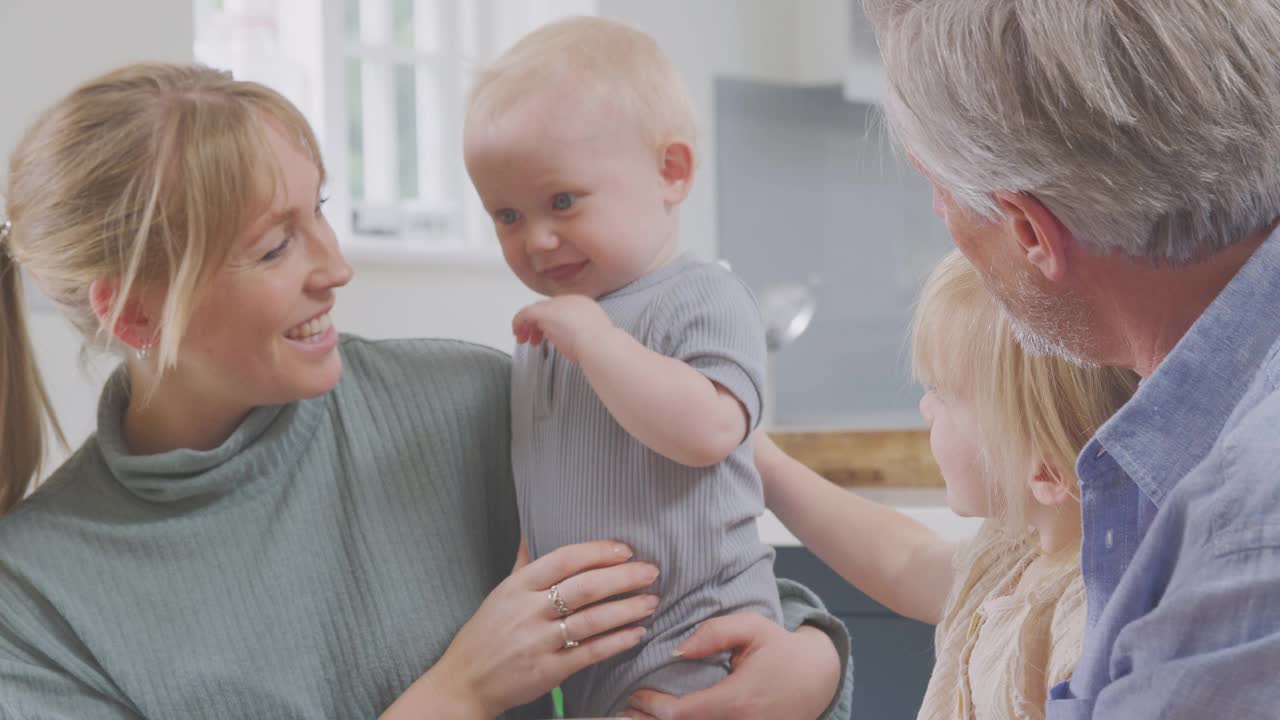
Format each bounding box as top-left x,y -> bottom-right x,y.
1,0 -> 195,470
601,0 -> 810,262
5,1 -> 851,468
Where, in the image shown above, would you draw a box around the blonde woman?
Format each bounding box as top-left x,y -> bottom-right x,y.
0,63 -> 849,719
750,251 -> 1136,720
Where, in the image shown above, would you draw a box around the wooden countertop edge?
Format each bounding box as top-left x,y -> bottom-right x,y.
766,428 -> 944,488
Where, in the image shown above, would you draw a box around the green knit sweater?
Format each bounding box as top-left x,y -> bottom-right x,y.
0,336 -> 851,719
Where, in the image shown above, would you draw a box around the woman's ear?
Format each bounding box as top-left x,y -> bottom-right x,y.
658,140 -> 695,208
89,279 -> 155,350
1028,463 -> 1075,507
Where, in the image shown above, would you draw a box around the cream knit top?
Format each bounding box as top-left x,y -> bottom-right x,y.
917,521 -> 1086,720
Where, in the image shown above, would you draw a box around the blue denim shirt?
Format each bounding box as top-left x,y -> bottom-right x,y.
1046,227 -> 1280,718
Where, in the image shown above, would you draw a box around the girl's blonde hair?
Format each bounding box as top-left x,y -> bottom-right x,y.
465,16 -> 697,155
1,63 -> 324,514
911,250 -> 1137,529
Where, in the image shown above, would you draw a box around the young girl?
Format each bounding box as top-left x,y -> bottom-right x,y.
755,250 -> 1138,719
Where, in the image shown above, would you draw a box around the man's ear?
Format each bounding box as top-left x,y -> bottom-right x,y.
994,192 -> 1073,283
1028,463 -> 1075,507
89,279 -> 155,350
658,140 -> 695,208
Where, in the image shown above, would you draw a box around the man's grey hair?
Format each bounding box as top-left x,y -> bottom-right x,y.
865,0 -> 1280,264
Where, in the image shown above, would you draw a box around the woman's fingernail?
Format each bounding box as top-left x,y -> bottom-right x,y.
672,647 -> 685,657
648,566 -> 661,582
644,594 -> 659,611
615,544 -> 634,558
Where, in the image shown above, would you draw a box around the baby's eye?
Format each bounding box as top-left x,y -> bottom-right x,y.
495,208 -> 521,225
551,192 -> 576,211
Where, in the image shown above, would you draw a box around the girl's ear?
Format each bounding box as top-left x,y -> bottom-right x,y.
1028,463 -> 1074,507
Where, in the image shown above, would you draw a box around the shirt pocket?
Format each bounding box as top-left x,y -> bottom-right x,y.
1045,695 -> 1094,720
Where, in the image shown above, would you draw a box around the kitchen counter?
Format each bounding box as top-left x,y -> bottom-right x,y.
770,429 -> 943,488
758,487 -> 983,546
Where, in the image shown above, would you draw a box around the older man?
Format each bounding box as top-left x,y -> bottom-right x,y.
866,2 -> 1280,718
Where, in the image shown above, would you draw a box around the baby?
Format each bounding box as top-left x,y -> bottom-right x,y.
463,16 -> 782,717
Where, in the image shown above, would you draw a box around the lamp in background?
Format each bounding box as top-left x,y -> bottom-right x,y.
760,275 -> 820,427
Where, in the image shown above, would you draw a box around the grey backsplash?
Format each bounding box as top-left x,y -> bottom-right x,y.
715,77 -> 952,428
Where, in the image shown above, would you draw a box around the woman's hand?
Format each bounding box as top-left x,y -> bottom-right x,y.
623,612 -> 841,720
383,541 -> 660,719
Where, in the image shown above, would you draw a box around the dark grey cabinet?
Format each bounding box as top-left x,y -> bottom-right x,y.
775,546 -> 936,719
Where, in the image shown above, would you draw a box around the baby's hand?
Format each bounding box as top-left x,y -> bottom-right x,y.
512,295 -> 614,364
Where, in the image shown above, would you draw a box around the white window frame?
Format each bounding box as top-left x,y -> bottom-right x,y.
195,0 -> 595,265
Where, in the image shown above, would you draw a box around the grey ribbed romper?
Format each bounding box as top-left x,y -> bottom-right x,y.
511,254 -> 783,716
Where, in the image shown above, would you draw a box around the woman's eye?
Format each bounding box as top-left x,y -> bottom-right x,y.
495,208 -> 521,226
262,235 -> 292,262
315,195 -> 329,217
551,192 -> 576,211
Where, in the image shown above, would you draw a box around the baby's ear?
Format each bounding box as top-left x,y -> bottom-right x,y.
658,140 -> 695,206
1028,463 -> 1075,507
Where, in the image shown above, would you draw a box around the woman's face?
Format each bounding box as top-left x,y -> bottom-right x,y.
164,122 -> 353,412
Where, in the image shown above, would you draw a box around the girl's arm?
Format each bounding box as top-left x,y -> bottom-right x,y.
756,431 -> 957,624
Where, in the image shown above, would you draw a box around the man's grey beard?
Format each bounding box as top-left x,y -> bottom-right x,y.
989,270 -> 1096,368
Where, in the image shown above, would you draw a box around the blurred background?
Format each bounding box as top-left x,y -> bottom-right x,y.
1,5 -> 967,715
2,0 -> 951,468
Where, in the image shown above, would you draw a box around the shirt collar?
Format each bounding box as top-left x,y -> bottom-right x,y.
1092,225 -> 1280,503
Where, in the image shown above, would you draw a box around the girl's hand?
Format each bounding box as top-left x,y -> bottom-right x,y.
388,541 -> 661,719
623,612 -> 841,720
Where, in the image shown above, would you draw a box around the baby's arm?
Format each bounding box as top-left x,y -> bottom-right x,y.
756,432 -> 956,625
577,326 -> 747,467
513,294 -> 747,467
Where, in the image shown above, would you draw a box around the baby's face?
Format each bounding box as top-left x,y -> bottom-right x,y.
464,95 -> 682,298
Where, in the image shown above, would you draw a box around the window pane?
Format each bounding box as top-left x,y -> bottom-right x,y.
363,60 -> 398,205
346,57 -> 365,201
458,0 -> 477,59
414,0 -> 444,54
415,66 -> 445,206
395,64 -> 418,200
345,0 -> 360,44
357,0 -> 391,45
392,0 -> 414,48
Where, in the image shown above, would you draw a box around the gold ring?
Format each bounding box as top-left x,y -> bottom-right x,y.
548,584 -> 572,617
559,620 -> 579,650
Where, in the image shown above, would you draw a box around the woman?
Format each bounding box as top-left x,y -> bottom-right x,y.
0,64 -> 849,719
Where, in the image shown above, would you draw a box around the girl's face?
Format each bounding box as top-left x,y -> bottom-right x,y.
157,122 -> 354,416
919,389 -> 993,517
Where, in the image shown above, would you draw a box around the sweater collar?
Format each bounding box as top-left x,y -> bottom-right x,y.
95,368 -> 324,505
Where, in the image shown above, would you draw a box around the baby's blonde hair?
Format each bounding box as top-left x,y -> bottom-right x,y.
911,250 -> 1137,530
1,63 -> 324,514
465,16 -> 697,155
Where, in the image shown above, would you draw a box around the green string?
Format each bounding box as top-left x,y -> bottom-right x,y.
551,686 -> 565,718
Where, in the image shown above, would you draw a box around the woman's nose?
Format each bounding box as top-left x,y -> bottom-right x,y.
310,229 -> 354,290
